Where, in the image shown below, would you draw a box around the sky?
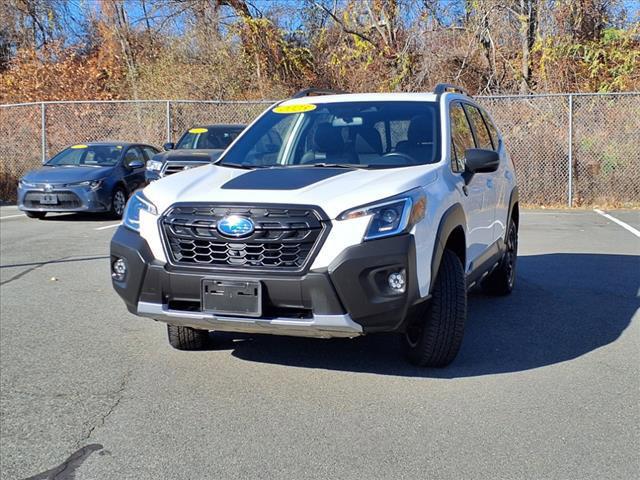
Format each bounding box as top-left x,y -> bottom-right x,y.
62,0 -> 640,41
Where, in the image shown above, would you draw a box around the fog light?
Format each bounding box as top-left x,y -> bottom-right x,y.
388,271 -> 406,292
112,258 -> 127,281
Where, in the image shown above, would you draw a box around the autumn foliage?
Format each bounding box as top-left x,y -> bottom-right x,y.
0,0 -> 638,103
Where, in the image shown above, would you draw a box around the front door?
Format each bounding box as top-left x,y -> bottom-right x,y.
450,101 -> 495,272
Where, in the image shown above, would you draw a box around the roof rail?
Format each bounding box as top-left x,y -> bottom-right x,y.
434,83 -> 471,98
292,88 -> 346,98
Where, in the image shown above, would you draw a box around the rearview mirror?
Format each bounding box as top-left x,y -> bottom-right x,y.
127,159 -> 145,169
464,148 -> 499,174
163,142 -> 175,151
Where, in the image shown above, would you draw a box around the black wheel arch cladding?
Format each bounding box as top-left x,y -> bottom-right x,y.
430,203 -> 467,293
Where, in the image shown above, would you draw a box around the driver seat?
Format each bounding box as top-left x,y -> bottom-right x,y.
301,123 -> 359,165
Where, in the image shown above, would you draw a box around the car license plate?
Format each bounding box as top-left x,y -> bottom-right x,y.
40,194 -> 58,205
201,279 -> 262,317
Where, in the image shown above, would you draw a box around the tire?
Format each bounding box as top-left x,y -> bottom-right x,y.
25,211 -> 46,219
167,325 -> 209,350
110,187 -> 127,219
401,249 -> 467,367
482,217 -> 518,296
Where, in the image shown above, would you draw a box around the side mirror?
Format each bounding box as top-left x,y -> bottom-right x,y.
464,148 -> 499,174
163,142 -> 175,151
127,159 -> 145,169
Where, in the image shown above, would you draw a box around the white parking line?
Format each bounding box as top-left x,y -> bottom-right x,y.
94,223 -> 121,231
594,209 -> 640,238
0,214 -> 25,220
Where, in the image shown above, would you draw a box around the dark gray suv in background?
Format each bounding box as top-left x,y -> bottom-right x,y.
145,124 -> 246,182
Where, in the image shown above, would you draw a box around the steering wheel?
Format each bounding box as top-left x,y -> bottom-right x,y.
379,152 -> 418,165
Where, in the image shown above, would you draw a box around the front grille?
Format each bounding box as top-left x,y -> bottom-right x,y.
24,191 -> 82,209
162,161 -> 208,177
161,204 -> 329,272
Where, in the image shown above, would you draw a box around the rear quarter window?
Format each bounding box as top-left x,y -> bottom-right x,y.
482,112 -> 501,150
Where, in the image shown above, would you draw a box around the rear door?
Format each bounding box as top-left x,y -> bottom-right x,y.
450,101 -> 494,271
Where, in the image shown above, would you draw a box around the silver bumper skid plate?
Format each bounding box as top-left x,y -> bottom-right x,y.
136,301 -> 363,339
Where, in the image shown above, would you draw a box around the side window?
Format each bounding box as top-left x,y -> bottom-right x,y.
464,104 -> 493,150
450,102 -> 475,173
123,147 -> 144,167
142,147 -> 158,160
482,112 -> 501,150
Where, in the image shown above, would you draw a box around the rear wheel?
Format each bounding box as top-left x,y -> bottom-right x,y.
25,211 -> 46,219
167,325 -> 210,350
482,218 -> 518,295
401,249 -> 467,367
110,187 -> 127,219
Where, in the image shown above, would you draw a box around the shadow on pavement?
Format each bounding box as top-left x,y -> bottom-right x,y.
222,253 -> 639,377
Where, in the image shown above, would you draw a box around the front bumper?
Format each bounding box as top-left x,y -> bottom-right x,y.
111,226 -> 420,338
17,185 -> 110,212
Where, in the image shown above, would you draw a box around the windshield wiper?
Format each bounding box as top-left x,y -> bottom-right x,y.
218,162 -> 368,170
218,163 -> 256,170
293,163 -> 367,169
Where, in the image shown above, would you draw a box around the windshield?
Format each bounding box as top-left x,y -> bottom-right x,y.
46,145 -> 123,167
219,101 -> 440,169
176,127 -> 244,150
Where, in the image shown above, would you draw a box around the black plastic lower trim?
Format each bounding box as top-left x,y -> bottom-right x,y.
111,227 -> 419,334
328,234 -> 418,332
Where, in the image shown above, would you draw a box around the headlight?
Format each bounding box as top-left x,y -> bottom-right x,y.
66,180 -> 102,189
146,160 -> 163,171
338,188 -> 426,241
123,191 -> 157,232
18,179 -> 35,188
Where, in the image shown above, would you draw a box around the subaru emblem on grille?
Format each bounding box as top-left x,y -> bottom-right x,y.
44,183 -> 53,192
217,215 -> 255,238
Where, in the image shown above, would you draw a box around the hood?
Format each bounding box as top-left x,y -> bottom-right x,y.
153,149 -> 223,163
22,166 -> 114,184
144,164 -> 439,219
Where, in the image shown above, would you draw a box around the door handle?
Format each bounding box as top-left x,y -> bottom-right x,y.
505,171 -> 513,180
486,179 -> 494,188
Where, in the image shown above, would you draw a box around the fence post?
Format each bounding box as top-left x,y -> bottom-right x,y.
166,100 -> 171,143
40,102 -> 47,163
567,94 -> 573,207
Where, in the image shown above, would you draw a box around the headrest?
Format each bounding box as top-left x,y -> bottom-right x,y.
313,123 -> 344,153
407,115 -> 434,144
354,127 -> 383,154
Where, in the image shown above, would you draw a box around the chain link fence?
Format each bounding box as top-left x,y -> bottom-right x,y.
1,94 -> 638,206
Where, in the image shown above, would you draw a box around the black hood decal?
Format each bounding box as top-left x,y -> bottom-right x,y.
221,167 -> 351,190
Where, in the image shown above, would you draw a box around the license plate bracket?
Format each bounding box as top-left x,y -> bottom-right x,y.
201,279 -> 262,317
40,194 -> 58,205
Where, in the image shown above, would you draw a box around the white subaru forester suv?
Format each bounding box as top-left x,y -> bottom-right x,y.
111,84 -> 519,367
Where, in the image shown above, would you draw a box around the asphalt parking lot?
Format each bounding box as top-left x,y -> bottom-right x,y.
0,206 -> 638,480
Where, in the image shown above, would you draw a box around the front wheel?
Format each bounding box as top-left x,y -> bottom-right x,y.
482,218 -> 518,295
167,325 -> 210,350
110,187 -> 127,219
25,211 -> 46,219
401,249 -> 467,367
